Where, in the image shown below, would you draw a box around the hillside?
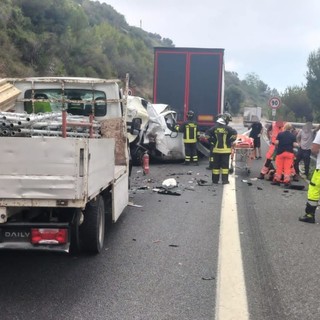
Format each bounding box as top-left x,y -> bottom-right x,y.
0,0 -> 275,112
0,0 -> 174,97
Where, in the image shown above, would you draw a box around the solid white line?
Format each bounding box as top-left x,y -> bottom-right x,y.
215,173 -> 249,320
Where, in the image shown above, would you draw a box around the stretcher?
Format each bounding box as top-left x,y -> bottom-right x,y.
230,134 -> 255,175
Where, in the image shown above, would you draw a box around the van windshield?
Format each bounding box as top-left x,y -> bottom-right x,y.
24,89 -> 107,117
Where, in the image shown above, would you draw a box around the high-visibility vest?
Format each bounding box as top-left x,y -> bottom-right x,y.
176,121 -> 198,143
207,124 -> 237,153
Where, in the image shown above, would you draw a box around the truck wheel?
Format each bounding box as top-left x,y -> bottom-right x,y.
80,195 -> 105,254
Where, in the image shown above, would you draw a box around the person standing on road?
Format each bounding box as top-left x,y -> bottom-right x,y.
299,129 -> 320,223
258,120 -> 285,180
175,110 -> 199,165
294,121 -> 314,180
249,119 -> 263,159
271,123 -> 298,187
206,113 -> 237,184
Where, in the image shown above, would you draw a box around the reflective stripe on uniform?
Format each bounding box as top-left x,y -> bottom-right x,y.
307,170 -> 320,202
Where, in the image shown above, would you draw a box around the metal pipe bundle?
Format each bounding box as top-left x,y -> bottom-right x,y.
0,111 -> 101,138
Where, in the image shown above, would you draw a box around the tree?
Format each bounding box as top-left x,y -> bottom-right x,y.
281,86 -> 313,122
306,49 -> 320,120
225,85 -> 244,115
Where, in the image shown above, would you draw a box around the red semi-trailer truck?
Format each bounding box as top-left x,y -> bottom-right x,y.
153,47 -> 225,131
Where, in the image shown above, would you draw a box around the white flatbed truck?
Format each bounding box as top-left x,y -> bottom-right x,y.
0,76 -> 135,253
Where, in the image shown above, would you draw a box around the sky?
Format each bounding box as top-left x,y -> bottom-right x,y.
100,0 -> 320,93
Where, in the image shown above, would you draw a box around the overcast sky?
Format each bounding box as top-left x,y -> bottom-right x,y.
101,0 -> 320,93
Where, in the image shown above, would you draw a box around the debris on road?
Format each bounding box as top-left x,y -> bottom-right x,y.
128,202 -> 143,208
288,184 -> 305,190
137,186 -> 149,190
197,179 -> 211,186
158,189 -> 181,196
202,276 -> 215,281
162,178 -> 178,189
184,186 -> 195,191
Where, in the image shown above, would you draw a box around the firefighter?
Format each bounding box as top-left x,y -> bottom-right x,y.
206,113 -> 237,184
175,110 -> 199,165
299,128 -> 320,223
257,120 -> 285,180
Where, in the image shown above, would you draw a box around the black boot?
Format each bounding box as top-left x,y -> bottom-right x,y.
221,174 -> 229,184
212,173 -> 219,184
257,173 -> 265,180
299,203 -> 316,223
299,214 -> 315,224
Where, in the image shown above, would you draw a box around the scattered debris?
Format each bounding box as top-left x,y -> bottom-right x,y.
169,244 -> 179,247
132,239 -> 137,241
128,202 -> 143,207
197,179 -> 211,186
158,189 -> 181,196
288,184 -> 305,190
137,186 -> 149,190
202,276 -> 215,280
162,178 -> 178,189
257,187 -> 263,190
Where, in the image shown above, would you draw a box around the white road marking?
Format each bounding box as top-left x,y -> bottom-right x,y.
215,173 -> 249,320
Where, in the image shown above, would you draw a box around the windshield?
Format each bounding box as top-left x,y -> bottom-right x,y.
24,89 -> 107,117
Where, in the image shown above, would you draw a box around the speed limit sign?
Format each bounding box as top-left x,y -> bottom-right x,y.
268,97 -> 281,109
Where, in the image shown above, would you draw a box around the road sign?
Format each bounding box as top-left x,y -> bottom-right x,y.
268,97 -> 281,109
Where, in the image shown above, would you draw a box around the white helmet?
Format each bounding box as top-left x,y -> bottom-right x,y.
216,118 -> 226,125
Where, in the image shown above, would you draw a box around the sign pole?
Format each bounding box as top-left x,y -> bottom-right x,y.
268,97 -> 281,121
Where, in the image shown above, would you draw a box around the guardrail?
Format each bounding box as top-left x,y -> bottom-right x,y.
265,120 -> 319,129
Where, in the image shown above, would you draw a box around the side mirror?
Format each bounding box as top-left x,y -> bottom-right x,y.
130,118 -> 142,135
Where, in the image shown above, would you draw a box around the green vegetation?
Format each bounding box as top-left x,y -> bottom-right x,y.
0,0 -> 172,97
1,0 -> 319,121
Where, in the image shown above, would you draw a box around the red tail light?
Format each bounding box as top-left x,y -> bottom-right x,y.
31,228 -> 68,245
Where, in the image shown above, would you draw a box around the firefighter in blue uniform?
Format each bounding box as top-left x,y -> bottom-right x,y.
206,113 -> 237,184
175,110 -> 199,165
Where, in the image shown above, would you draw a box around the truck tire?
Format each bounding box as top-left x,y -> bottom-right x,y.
80,195 -> 105,254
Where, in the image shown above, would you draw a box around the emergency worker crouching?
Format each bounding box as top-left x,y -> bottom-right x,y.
206,113 -> 237,184
174,110 -> 199,165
